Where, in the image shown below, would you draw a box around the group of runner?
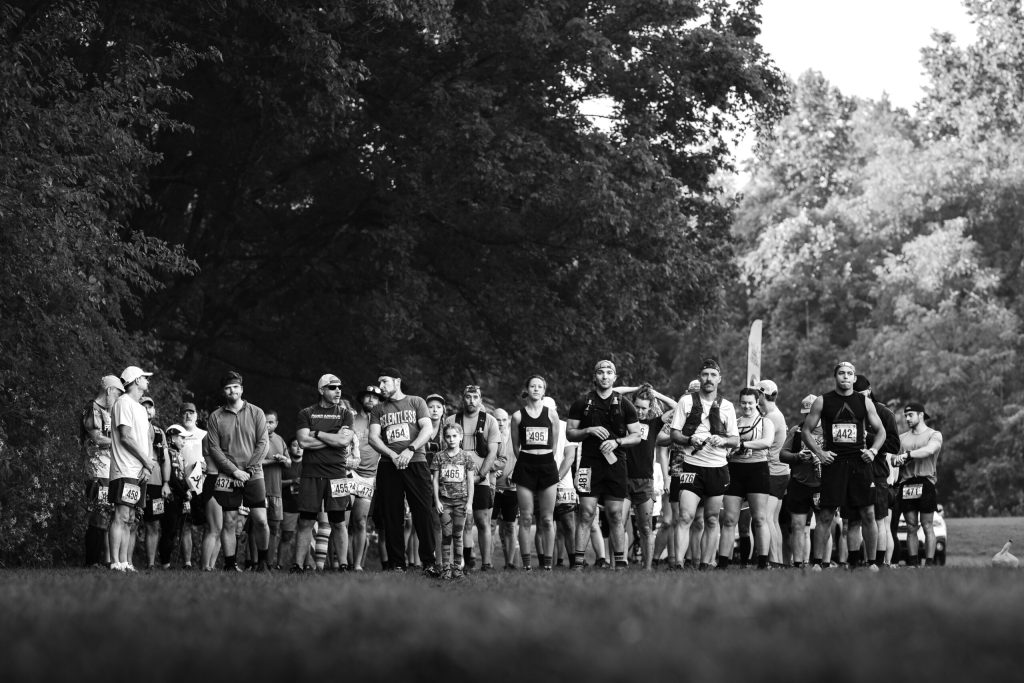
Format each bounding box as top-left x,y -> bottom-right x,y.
79,358 -> 943,575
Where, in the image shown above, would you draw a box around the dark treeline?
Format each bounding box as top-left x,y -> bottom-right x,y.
1,0 -> 783,563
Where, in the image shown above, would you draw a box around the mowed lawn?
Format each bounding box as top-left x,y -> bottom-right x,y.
946,516 -> 1024,564
3,554 -> 1024,682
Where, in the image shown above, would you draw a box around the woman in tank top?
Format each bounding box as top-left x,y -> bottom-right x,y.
510,375 -> 562,570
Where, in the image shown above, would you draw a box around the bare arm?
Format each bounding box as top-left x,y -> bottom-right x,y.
863,401 -> 886,461
510,412 -> 522,455
801,398 -> 833,464
906,431 -> 943,458
740,418 -> 775,451
117,425 -> 155,472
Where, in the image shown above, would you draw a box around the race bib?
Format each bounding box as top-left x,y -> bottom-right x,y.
96,486 -> 109,505
575,467 -> 592,494
639,424 -> 650,441
678,472 -> 696,485
831,423 -> 856,444
385,423 -> 411,444
903,483 -> 923,500
151,497 -> 165,515
556,488 -> 578,504
330,477 -> 352,498
441,466 -> 465,484
119,482 -> 142,505
525,427 -> 549,446
351,481 -> 375,499
182,501 -> 191,514
214,476 -> 235,492
812,492 -> 821,507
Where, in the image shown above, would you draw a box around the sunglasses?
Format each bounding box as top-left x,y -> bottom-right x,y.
463,385 -> 481,394
324,385 -> 341,391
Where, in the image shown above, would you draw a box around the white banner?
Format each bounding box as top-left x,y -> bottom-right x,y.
747,319 -> 762,388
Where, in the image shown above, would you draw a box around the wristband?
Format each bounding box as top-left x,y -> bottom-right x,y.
313,430 -> 319,439
615,438 -> 621,447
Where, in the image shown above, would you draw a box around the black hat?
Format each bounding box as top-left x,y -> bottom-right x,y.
357,385 -> 385,402
221,370 -> 244,387
852,375 -> 871,392
904,402 -> 930,420
376,366 -> 402,380
701,357 -> 721,372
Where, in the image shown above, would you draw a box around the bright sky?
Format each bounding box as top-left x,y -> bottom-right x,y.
758,0 -> 977,109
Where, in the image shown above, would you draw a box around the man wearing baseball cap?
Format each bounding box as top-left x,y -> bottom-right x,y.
896,402 -> 944,566
108,366 -> 157,571
206,370 -> 271,571
801,361 -> 887,571
292,373 -> 356,573
368,367 -> 439,574
80,375 -> 123,567
566,359 -> 643,570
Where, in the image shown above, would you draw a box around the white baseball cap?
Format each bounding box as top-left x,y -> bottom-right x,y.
318,373 -> 342,390
120,366 -> 153,386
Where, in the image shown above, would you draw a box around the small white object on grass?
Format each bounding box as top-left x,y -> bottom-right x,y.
992,539 -> 1019,568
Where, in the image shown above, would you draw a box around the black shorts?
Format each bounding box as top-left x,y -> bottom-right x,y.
769,474 -> 790,500
492,489 -> 519,522
898,477 -> 938,513
818,457 -> 874,511
511,453 -> 559,491
678,463 -> 730,500
668,475 -> 682,503
109,477 -> 147,509
628,478 -> 654,506
297,477 -> 351,514
213,475 -> 267,511
783,479 -> 820,516
188,495 -> 206,525
845,479 -> 891,522
143,485 -> 165,520
576,456 -> 627,501
725,461 -> 769,498
473,484 -> 494,512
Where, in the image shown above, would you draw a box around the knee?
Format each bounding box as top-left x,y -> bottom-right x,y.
703,514 -> 719,529
607,509 -> 624,526
353,517 -> 368,532
539,515 -> 554,532
751,512 -> 767,528
520,512 -> 535,528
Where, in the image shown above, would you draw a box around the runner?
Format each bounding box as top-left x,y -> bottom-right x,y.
350,385 -> 384,571
897,402 -> 943,567
567,360 -> 642,570
108,366 -> 157,572
293,373 -> 356,573
801,361 -> 887,571
552,404 -> 578,568
431,423 -> 476,579
80,375 -> 122,567
662,379 -> 700,569
510,375 -> 561,571
280,439 -> 303,570
756,379 -> 789,567
491,408 -> 519,569
368,367 -> 439,574
160,423 -> 190,568
670,359 -> 740,570
717,387 -> 774,569
140,397 -> 170,570
779,394 -> 822,569
261,409 -> 291,569
446,385 -> 501,572
423,392 -> 448,567
206,370 -> 271,572
614,383 -> 675,570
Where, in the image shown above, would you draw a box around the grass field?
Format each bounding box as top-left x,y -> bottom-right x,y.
3,519 -> 1024,682
946,516 -> 1024,564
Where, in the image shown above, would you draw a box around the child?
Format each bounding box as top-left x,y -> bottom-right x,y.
431,423 -> 475,579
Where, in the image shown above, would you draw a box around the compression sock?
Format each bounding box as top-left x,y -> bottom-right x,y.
520,552 -> 532,569
757,554 -> 769,569
463,546 -> 476,569
876,551 -> 886,565
716,555 -> 731,569
224,555 -> 237,571
613,551 -> 626,567
573,550 -> 585,567
848,549 -> 863,567
907,554 -> 919,567
739,537 -> 752,565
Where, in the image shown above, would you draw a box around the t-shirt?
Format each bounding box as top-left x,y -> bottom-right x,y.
296,402 -> 355,478
627,415 -> 665,479
494,433 -> 516,491
110,394 -> 152,480
282,458 -> 303,500
568,391 -> 639,462
431,449 -> 474,500
147,425 -> 166,485
445,411 -> 501,483
669,393 -> 739,468
82,400 -> 112,479
764,406 -> 789,476
352,411 -> 381,478
262,432 -> 288,496
786,426 -> 822,488
898,428 -> 943,484
372,395 -> 431,464
732,414 -> 770,464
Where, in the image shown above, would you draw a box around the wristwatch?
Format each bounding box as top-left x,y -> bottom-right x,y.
313,430 -> 320,439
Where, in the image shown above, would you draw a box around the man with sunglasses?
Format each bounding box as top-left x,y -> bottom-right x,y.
292,373 -> 356,573
206,370 -> 270,571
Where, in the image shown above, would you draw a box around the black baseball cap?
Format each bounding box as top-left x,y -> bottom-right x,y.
904,402 -> 930,420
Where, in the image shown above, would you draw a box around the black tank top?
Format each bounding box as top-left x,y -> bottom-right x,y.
821,391 -> 867,458
518,405 -> 554,455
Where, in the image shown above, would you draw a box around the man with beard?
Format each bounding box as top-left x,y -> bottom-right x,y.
292,373 -> 356,573
566,360 -> 642,570
206,371 -> 271,571
801,362 -> 887,571
368,367 -> 439,575
669,359 -> 740,570
897,402 -> 943,567
447,385 -> 501,571
350,385 -> 384,572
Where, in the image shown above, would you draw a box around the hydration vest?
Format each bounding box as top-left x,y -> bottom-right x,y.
681,392 -> 727,437
581,391 -> 626,438
455,411 -> 490,455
